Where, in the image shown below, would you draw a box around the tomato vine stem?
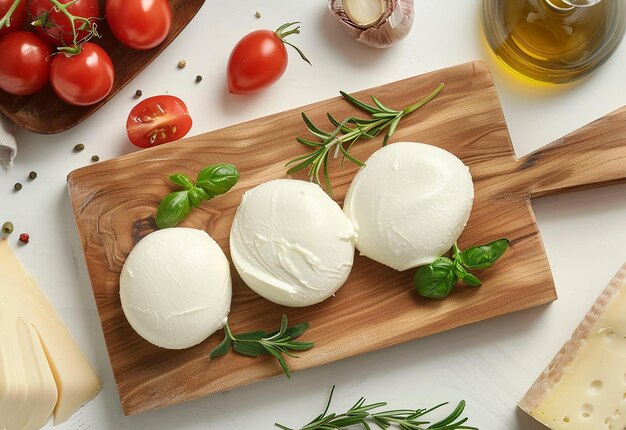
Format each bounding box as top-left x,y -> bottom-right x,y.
31,0 -> 100,54
275,21 -> 312,66
0,0 -> 23,30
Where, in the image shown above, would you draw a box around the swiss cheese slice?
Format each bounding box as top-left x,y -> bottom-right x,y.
519,264 -> 626,429
0,239 -> 101,429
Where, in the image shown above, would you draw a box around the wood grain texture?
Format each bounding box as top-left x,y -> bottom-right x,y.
66,61 -> 626,416
0,0 -> 204,134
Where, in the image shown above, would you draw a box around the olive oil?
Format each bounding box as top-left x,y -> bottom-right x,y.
482,0 -> 626,83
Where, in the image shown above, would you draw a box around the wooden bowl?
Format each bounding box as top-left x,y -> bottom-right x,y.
0,0 -> 205,134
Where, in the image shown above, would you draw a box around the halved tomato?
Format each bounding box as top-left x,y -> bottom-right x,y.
126,95 -> 192,148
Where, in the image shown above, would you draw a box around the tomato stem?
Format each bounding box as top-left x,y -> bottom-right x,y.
38,0 -> 100,53
0,0 -> 22,30
275,21 -> 312,66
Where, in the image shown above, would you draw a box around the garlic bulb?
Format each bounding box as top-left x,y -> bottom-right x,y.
329,0 -> 414,48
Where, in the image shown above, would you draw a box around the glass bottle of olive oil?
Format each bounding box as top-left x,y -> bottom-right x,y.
482,0 -> 626,84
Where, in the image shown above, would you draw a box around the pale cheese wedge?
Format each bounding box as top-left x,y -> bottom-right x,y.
0,239 -> 101,429
519,263 -> 626,429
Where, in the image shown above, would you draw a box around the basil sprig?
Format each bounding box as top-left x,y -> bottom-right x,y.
414,238 -> 510,300
155,163 -> 240,229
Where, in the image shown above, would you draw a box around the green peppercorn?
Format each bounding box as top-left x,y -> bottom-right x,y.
74,143 -> 85,152
13,183 -> 22,191
91,155 -> 100,162
29,171 -> 37,180
2,222 -> 13,234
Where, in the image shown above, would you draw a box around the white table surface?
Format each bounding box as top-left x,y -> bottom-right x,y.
2,1 -> 626,428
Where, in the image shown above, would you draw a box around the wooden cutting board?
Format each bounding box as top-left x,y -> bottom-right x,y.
67,60 -> 626,416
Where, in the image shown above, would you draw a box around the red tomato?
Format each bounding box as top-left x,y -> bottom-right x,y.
126,96 -> 192,148
105,0 -> 171,50
50,43 -> 114,106
227,23 -> 310,94
0,0 -> 28,37
0,31 -> 52,95
28,0 -> 99,46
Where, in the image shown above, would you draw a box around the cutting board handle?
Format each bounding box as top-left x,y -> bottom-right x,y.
518,105 -> 626,198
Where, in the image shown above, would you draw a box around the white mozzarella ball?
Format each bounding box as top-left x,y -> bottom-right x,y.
120,228 -> 231,349
344,142 -> 474,271
230,179 -> 356,307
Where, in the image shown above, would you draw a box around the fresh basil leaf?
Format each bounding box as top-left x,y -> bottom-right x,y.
155,191 -> 192,229
461,239 -> 510,270
188,187 -> 209,207
196,164 -> 240,196
208,333 -> 232,359
453,259 -> 468,281
233,340 -> 268,357
414,257 -> 457,300
462,273 -> 482,287
168,173 -> 194,189
452,242 -> 462,262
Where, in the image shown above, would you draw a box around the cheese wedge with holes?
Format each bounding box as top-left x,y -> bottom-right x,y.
519,264 -> 626,429
0,239 -> 101,429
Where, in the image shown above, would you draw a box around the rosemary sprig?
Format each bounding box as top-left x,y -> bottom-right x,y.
286,83 -> 444,195
275,386 -> 477,430
209,315 -> 314,378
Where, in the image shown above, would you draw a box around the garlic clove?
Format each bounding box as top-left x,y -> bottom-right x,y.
343,0 -> 385,28
329,0 -> 414,48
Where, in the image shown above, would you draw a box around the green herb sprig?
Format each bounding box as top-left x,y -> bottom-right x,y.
156,163 -> 239,229
209,315 -> 314,378
415,239 -> 510,300
275,386 -> 477,430
286,83 -> 444,195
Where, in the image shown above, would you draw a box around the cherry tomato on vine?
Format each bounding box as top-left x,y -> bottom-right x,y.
126,96 -> 192,148
0,31 -> 52,95
0,0 -> 28,38
227,22 -> 311,95
28,0 -> 100,46
50,42 -> 114,106
105,0 -> 171,50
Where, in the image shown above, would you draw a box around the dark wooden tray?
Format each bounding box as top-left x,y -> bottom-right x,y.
0,0 -> 205,134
